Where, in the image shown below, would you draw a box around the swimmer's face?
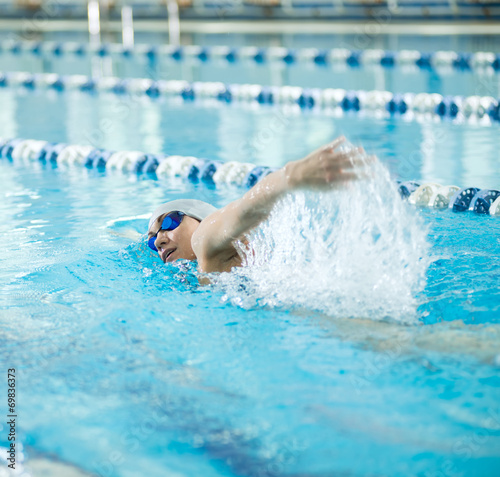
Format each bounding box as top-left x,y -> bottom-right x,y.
148,213 -> 200,263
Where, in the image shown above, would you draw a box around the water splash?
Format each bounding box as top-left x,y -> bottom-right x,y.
209,145 -> 430,323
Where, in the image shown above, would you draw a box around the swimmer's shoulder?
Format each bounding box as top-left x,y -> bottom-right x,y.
191,209 -> 244,273
197,252 -> 242,274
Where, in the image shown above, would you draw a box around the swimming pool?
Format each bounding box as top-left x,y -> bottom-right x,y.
1,33 -> 500,477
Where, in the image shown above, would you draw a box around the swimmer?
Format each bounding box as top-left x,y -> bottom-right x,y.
147,136 -> 369,273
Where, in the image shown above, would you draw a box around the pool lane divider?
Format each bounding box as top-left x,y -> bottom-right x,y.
1,71 -> 500,124
1,137 -> 499,216
2,39 -> 500,75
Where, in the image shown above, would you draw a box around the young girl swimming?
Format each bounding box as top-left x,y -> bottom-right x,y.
147,136 -> 369,273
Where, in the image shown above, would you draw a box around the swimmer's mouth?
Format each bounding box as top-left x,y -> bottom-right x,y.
161,248 -> 176,263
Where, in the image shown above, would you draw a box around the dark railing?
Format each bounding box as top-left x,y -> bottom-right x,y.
0,0 -> 499,20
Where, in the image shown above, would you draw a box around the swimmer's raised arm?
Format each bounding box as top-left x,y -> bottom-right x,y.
192,136 -> 365,272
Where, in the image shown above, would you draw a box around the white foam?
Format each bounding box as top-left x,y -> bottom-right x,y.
209,145 -> 430,323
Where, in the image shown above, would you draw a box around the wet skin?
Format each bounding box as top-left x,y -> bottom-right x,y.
148,213 -> 200,263
148,212 -> 243,273
149,137 -> 368,273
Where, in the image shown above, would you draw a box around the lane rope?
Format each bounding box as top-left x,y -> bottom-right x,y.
1,39 -> 500,74
1,70 -> 499,124
1,137 -> 498,216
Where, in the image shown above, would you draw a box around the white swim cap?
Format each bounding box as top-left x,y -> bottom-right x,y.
148,199 -> 218,232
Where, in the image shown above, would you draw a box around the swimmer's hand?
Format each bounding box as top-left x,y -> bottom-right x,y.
285,136 -> 371,189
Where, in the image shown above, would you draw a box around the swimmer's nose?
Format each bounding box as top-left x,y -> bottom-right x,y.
154,229 -> 170,252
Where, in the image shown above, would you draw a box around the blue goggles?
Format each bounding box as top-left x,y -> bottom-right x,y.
147,211 -> 185,252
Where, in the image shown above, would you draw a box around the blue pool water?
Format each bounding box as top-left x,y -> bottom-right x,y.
1,86 -> 500,189
1,35 -> 500,477
1,32 -> 500,99
1,44 -> 500,99
1,156 -> 499,477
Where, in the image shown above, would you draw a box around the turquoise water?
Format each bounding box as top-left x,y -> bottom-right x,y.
0,147 -> 499,476
1,33 -> 500,98
1,47 -> 499,98
1,39 -> 500,476
1,87 -> 500,188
